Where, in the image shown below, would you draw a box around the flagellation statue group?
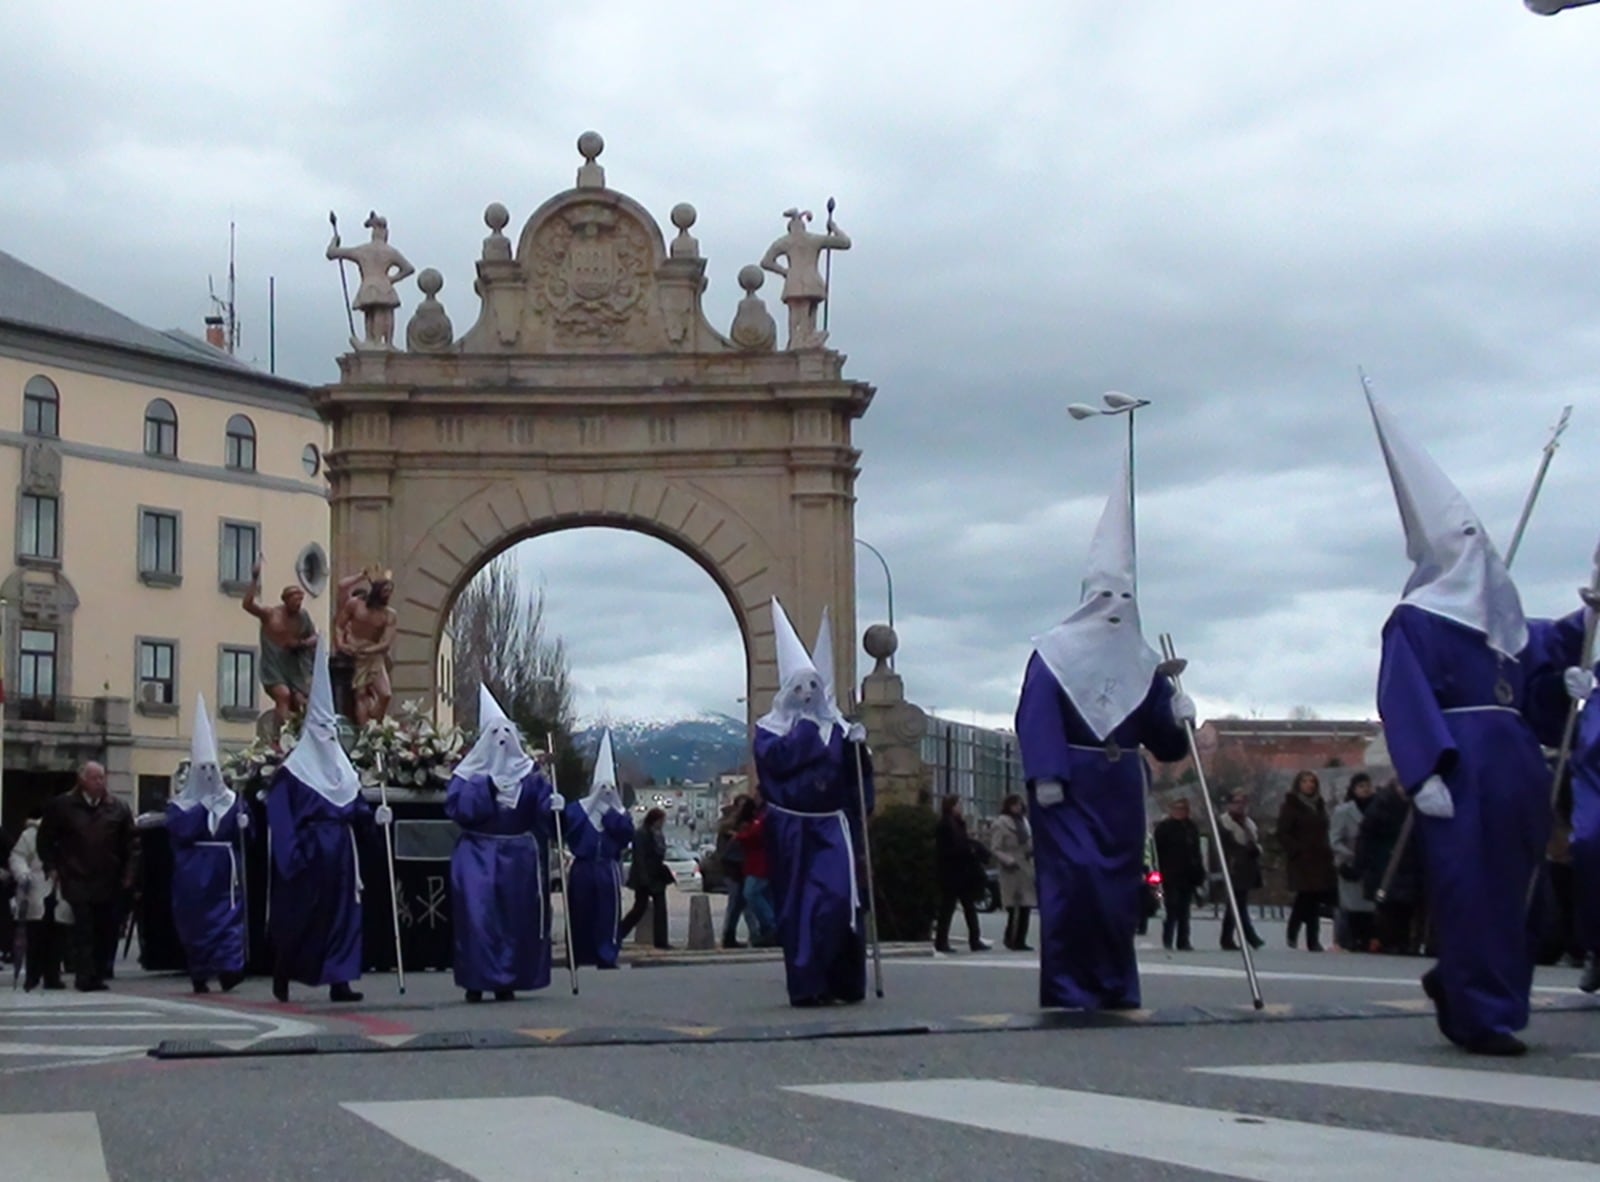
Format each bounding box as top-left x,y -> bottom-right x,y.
158,135 -> 1600,1060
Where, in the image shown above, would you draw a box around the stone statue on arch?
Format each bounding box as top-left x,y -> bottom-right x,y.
760,207 -> 850,349
327,211 -> 415,350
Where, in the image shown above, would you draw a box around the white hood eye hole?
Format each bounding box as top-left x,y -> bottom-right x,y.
1462,525 -> 1477,536
1099,590 -> 1113,599
1108,615 -> 1122,625
1120,592 -> 1132,599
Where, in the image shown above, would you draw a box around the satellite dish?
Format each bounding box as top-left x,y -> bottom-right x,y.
296,542 -> 330,597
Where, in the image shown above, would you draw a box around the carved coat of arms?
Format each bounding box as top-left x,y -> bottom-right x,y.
530,205 -> 651,343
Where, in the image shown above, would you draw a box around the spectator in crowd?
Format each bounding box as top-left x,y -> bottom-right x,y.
1218,791 -> 1266,951
1277,770 -> 1336,951
1358,777 -> 1424,955
934,795 -> 992,953
37,763 -> 137,992
618,807 -> 674,950
1153,797 -> 1206,952
992,793 -> 1036,951
8,809 -> 68,991
735,795 -> 778,948
714,796 -> 749,949
1330,773 -> 1379,952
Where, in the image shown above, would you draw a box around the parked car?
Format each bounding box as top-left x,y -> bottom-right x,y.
621,843 -> 704,892
979,866 -> 1002,913
663,843 -> 703,891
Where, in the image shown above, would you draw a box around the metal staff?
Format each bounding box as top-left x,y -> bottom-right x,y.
822,196 -> 836,334
851,738 -> 885,999
374,751 -> 406,994
546,733 -> 579,995
1373,396 -> 1570,903
329,211 -> 357,343
1160,633 -> 1264,1009
1505,404 -> 1571,567
238,794 -> 252,971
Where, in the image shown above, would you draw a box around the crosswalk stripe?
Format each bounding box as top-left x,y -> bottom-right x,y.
1195,1061 -> 1600,1119
788,1079 -> 1599,1179
0,1022 -> 261,1032
0,1045 -> 144,1059
0,1113 -> 110,1181
343,1096 -> 848,1181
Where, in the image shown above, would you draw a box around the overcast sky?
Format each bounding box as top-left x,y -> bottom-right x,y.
6,2 -> 1600,728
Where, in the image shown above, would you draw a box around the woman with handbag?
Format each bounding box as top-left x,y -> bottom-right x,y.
992,794 -> 1037,951
618,808 -> 674,950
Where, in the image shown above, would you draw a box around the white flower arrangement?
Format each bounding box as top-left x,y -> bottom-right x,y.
223,700 -> 471,793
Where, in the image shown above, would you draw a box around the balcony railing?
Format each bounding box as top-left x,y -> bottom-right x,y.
5,696 -> 103,726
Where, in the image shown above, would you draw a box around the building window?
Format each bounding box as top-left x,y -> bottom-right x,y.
139,508 -> 181,585
19,493 -> 59,561
225,414 -> 256,471
23,376 -> 59,438
144,398 -> 178,458
302,443 -> 322,477
137,638 -> 178,713
19,628 -> 57,698
219,647 -> 257,718
218,520 -> 258,592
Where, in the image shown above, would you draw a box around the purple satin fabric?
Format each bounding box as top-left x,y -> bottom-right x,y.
166,802 -> 246,975
266,771 -> 369,986
562,801 -> 634,968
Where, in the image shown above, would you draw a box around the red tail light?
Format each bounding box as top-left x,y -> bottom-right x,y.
1147,871 -> 1162,885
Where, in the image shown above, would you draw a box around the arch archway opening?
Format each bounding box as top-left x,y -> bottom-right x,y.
435,523 -> 751,810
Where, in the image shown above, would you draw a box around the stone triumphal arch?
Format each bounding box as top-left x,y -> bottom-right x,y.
314,133 -> 875,722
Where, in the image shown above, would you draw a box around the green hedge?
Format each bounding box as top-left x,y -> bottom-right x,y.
870,803 -> 938,942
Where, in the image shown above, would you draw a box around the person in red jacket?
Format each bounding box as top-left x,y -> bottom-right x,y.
735,796 -> 778,947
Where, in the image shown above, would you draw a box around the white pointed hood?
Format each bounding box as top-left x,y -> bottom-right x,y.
1031,452 -> 1161,741
812,606 -> 851,736
757,597 -> 838,740
175,693 -> 235,832
282,633 -> 362,808
1367,391 -> 1527,657
453,685 -> 535,808
583,728 -> 624,826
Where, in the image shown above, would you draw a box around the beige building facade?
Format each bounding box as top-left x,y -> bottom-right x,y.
0,250 -> 329,827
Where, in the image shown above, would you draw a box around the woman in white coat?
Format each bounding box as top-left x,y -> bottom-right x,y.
8,812 -> 69,991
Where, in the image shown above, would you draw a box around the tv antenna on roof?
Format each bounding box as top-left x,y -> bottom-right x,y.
206,222 -> 241,355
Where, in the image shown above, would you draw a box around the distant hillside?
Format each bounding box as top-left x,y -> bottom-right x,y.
573,713 -> 748,785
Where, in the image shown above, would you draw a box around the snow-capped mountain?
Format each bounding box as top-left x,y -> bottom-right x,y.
573,712 -> 749,785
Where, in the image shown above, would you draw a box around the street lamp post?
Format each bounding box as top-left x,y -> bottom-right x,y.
855,537 -> 895,669
1067,391 -> 1151,589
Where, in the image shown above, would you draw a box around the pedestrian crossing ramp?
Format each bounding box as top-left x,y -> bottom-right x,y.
0,990 -> 318,1072
11,1053 -> 1600,1179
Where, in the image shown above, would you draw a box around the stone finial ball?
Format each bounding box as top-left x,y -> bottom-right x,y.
417,268 -> 444,296
737,264 -> 765,293
483,202 -> 510,231
577,130 -> 605,161
863,624 -> 898,660
670,202 -> 697,230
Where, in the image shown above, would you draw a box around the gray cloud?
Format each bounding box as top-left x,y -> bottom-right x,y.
5,1 -> 1600,724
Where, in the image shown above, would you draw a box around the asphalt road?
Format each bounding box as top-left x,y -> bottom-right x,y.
3,910 -> 1598,1180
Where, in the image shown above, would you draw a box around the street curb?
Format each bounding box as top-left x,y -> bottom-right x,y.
146,990 -> 1600,1061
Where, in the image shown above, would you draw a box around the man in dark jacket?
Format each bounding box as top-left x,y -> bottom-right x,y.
1152,798 -> 1205,951
37,762 -> 137,991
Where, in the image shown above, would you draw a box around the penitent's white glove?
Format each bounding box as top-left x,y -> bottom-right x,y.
1565,666 -> 1596,703
549,792 -> 566,811
374,805 -> 394,827
1171,692 -> 1197,727
235,809 -> 250,830
1413,775 -> 1454,819
1036,779 -> 1065,807
846,722 -> 867,744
